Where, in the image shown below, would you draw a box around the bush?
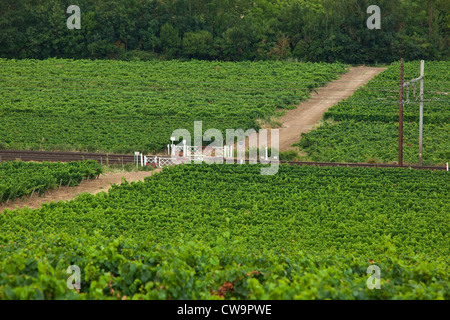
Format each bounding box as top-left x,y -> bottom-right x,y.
279,150 -> 299,161
160,23 -> 181,59
182,30 -> 215,60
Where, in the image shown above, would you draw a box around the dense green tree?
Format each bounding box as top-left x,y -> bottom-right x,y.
182,30 -> 214,59
0,0 -> 448,63
160,22 -> 181,59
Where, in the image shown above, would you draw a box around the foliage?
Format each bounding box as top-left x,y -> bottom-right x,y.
0,0 -> 448,63
160,23 -> 181,59
323,61 -> 450,124
0,58 -> 346,153
183,31 -> 215,60
0,164 -> 448,299
0,160 -> 102,203
297,121 -> 450,165
279,149 -> 299,161
297,61 -> 450,165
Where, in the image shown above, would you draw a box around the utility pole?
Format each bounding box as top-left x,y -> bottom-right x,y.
418,60 -> 425,166
398,58 -> 404,167
402,60 -> 425,166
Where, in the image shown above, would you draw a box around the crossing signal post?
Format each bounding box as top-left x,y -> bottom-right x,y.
402,60 -> 425,166
418,60 -> 425,166
398,59 -> 404,166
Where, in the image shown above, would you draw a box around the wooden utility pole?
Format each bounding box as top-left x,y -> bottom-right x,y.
398,59 -> 404,166
418,60 -> 425,166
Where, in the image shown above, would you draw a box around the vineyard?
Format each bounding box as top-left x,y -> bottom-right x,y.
0,59 -> 346,153
0,160 -> 102,203
0,164 -> 448,299
1,0 -> 449,306
296,61 -> 450,165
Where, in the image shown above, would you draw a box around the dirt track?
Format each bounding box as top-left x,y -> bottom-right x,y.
0,169 -> 162,212
240,66 -> 387,152
1,67 -> 385,212
278,66 -> 387,150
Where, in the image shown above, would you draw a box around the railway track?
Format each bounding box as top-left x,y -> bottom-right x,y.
0,150 -> 135,165
0,149 -> 447,171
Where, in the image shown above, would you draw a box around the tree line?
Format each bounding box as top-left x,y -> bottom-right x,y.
0,0 -> 448,64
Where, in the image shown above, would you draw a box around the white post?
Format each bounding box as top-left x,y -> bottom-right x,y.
144,156 -> 147,166
447,162 -> 449,172
224,146 -> 228,158
170,137 -> 175,157
134,151 -> 139,168
230,145 -> 233,158
167,144 -> 170,155
140,153 -> 143,167
419,60 -> 425,166
265,147 -> 268,160
183,140 -> 187,158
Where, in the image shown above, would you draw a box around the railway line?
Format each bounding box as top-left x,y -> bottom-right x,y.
0,150 -> 135,166
0,149 -> 447,171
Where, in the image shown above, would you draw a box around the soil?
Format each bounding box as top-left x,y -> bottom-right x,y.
1,67 -> 386,211
278,66 -> 387,150
0,169 -> 162,212
237,66 -> 387,152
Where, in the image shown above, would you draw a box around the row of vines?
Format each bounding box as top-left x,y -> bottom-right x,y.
0,58 -> 347,153
0,160 -> 102,203
296,61 -> 450,165
1,164 -> 448,299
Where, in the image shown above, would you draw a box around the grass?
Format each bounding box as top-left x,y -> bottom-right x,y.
279,149 -> 300,161
100,163 -> 155,173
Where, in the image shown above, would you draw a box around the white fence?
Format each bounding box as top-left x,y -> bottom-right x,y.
136,145 -> 273,168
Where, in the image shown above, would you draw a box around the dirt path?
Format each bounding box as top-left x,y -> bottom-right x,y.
1,67 -> 384,211
0,169 -> 162,212
278,66 -> 387,150
237,66 -> 387,152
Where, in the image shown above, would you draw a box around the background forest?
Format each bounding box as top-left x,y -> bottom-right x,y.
1,0 -> 448,64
